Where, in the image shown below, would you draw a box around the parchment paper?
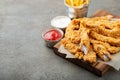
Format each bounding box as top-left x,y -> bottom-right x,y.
58,45 -> 120,71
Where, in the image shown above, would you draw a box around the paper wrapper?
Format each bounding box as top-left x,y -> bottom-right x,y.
58,45 -> 120,71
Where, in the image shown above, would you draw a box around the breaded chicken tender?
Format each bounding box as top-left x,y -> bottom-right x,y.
92,42 -> 112,61
79,28 -> 97,63
60,15 -> 120,63
83,51 -> 96,63
86,20 -> 120,38
65,19 -> 81,44
61,38 -> 84,59
91,39 -> 120,54
90,31 -> 120,47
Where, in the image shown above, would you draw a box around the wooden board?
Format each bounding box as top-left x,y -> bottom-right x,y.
53,10 -> 120,77
54,42 -> 110,77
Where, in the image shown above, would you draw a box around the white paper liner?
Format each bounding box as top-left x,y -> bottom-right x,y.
58,45 -> 120,71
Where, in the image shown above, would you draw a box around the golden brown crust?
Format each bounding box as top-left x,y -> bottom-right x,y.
61,15 -> 120,63
92,43 -> 112,61
91,39 -> 120,54
86,20 -> 120,38
61,38 -> 84,57
83,51 -> 96,63
90,31 -> 120,46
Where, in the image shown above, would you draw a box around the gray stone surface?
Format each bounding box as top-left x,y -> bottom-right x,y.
0,0 -> 120,80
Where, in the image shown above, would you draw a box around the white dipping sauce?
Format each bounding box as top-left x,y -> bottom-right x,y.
51,16 -> 71,29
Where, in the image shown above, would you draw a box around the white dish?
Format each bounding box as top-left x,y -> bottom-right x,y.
51,16 -> 71,30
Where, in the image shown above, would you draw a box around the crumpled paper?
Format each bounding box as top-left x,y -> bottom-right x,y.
58,45 -> 120,71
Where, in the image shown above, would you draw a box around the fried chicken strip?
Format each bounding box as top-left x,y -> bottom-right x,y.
61,38 -> 84,59
86,21 -> 120,38
65,19 -> 81,44
97,25 -> 120,38
92,43 -> 112,61
91,39 -> 120,54
90,31 -> 120,47
65,30 -> 81,44
79,28 -> 97,63
60,16 -> 120,63
83,51 -> 96,63
79,28 -> 91,51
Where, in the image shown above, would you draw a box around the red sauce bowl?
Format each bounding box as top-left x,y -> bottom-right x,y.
42,28 -> 63,48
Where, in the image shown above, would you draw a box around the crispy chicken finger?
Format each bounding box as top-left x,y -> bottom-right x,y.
65,19 -> 81,44
61,38 -> 84,59
83,51 -> 97,63
91,39 -> 120,54
79,28 -> 91,51
90,31 -> 120,46
87,25 -> 120,38
79,28 -> 97,63
85,20 -> 120,38
92,43 -> 112,61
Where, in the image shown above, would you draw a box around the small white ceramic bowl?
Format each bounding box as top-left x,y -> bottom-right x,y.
51,16 -> 71,30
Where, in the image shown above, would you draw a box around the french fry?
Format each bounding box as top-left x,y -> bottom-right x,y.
84,0 -> 89,4
73,0 -> 78,6
77,0 -> 81,6
76,0 -> 79,5
66,0 -> 89,7
70,0 -> 74,6
66,0 -> 72,6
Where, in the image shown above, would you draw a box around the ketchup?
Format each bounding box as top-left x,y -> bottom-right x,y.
44,29 -> 62,41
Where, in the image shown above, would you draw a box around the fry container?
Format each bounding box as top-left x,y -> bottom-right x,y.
64,0 -> 90,19
42,28 -> 63,48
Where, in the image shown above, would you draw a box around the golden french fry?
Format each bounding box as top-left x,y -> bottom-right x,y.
66,0 -> 89,7
73,0 -> 78,6
70,0 -> 74,6
76,0 -> 79,4
84,0 -> 89,4
79,0 -> 84,5
66,0 -> 71,6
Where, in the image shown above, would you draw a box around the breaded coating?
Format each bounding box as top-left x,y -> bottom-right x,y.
61,38 -> 84,59
79,28 -> 91,51
92,42 -> 112,61
60,15 -> 120,63
86,20 -> 120,38
91,39 -> 120,54
65,19 -> 81,44
79,28 -> 97,63
90,31 -> 120,47
83,51 -> 96,63
75,52 -> 84,59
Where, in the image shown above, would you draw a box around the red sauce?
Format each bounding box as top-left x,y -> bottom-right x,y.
44,29 -> 62,41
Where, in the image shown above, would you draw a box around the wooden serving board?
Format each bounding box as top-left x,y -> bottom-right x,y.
54,42 -> 110,77
53,10 -> 120,77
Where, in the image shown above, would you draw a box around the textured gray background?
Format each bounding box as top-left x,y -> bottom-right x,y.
0,0 -> 120,80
